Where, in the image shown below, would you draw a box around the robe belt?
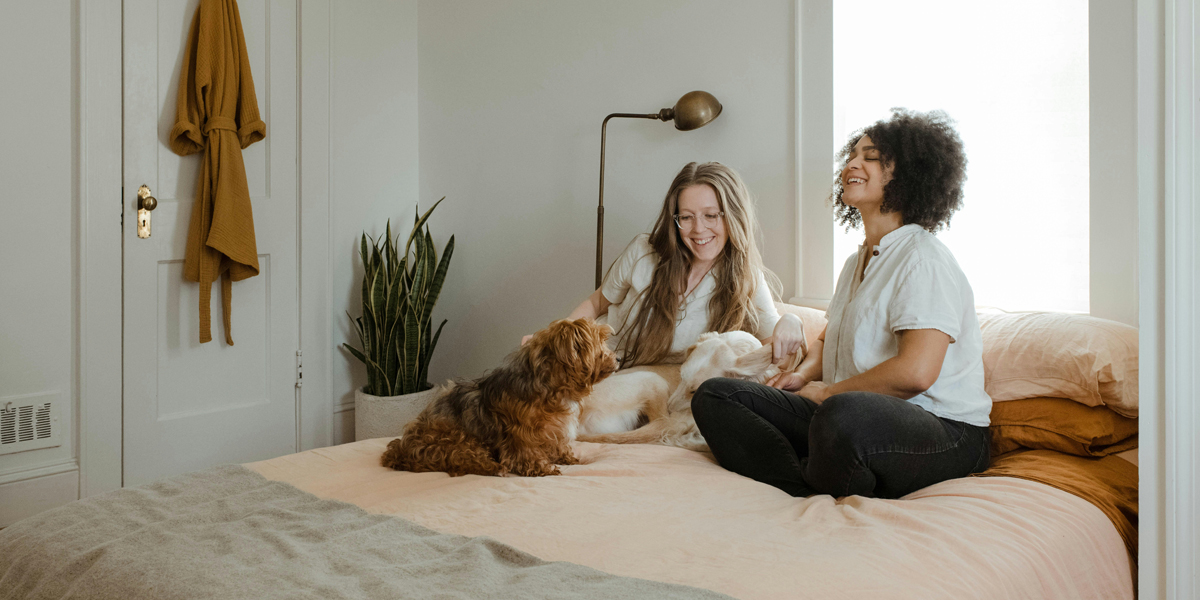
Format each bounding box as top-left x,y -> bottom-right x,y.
202,116 -> 238,135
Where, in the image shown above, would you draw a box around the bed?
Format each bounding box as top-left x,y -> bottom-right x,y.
0,308 -> 1139,600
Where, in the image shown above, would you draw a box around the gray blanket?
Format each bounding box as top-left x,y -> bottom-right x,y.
0,465 -> 729,600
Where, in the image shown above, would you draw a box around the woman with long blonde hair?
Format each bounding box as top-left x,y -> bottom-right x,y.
530,162 -> 805,368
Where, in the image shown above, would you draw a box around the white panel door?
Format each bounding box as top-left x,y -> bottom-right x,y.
123,0 -> 299,486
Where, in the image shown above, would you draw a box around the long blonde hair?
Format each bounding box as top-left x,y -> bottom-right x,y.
616,162 -> 779,367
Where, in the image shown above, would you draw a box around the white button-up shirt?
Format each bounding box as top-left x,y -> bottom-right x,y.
823,224 -> 992,426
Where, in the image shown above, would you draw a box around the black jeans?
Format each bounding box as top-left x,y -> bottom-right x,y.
691,378 -> 991,499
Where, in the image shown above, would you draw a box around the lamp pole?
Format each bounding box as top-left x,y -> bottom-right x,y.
596,112 -> 667,289
594,92 -> 722,289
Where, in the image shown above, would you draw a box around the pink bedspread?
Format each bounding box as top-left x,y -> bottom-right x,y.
248,439 -> 1133,600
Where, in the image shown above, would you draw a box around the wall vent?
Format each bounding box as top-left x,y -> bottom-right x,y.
0,393 -> 61,456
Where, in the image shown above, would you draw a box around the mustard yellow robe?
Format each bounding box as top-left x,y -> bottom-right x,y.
170,0 -> 265,345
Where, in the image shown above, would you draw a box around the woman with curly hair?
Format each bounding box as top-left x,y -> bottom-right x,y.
529,161 -> 806,369
691,109 -> 992,499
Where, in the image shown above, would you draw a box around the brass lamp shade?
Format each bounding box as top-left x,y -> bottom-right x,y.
594,91 -> 723,288
662,91 -> 723,131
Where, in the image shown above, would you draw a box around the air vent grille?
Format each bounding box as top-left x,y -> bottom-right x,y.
0,395 -> 60,455
0,409 -> 14,445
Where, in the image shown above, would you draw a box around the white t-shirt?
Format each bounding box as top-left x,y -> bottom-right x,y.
601,234 -> 781,363
822,224 -> 992,426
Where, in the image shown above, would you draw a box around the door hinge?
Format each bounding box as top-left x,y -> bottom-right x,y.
295,350 -> 304,388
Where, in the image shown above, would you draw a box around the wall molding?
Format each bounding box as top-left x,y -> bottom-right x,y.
299,0 -> 334,450
0,458 -> 80,486
793,0 -> 833,303
1162,0 -> 1197,596
77,0 -> 123,498
1136,0 -> 1166,596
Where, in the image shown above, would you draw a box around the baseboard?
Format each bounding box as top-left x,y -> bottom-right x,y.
0,458 -> 79,485
0,467 -> 79,527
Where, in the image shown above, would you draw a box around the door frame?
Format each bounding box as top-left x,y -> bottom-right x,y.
79,0 -> 332,496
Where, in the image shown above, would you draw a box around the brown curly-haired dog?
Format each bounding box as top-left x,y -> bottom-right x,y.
381,319 -> 618,477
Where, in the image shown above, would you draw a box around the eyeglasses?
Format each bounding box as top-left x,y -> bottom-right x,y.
674,211 -> 724,230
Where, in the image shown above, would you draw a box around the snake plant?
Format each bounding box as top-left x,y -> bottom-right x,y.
344,198 -> 454,396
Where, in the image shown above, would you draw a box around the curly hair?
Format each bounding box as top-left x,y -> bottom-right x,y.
830,108 -> 967,233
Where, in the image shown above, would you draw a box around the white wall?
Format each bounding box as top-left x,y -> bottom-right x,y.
1090,0 -> 1140,326
0,1 -> 79,523
327,1 -> 420,444
416,0 -> 796,382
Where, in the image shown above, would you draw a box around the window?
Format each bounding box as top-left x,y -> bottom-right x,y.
831,0 -> 1089,313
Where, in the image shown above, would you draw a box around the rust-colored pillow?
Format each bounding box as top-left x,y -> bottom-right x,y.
989,397 -> 1138,457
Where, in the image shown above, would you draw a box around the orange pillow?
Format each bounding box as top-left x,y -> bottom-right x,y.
978,311 -> 1138,417
989,397 -> 1138,457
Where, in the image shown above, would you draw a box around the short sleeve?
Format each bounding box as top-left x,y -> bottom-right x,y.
887,259 -> 964,343
601,235 -> 653,305
751,270 -> 781,338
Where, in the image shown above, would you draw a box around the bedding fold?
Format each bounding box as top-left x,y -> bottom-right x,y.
973,448 -> 1138,562
0,464 -> 730,600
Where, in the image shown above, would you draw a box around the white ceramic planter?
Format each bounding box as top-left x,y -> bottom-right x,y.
354,386 -> 442,441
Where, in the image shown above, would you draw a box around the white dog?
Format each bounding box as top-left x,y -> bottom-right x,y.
577,330 -> 805,451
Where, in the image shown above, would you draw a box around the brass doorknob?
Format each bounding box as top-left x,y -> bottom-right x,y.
137,185 -> 157,211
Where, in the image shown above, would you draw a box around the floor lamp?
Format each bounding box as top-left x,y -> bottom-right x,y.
594,90 -> 723,289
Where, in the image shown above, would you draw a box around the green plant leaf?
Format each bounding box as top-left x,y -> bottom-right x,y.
412,229 -> 432,326
419,319 -> 447,391
352,314 -> 377,394
359,233 -> 369,271
404,310 -> 422,394
384,220 -> 394,271
343,342 -> 367,366
421,235 -> 454,326
401,253 -> 427,394
402,197 -> 445,261
382,267 -> 404,395
423,229 -> 436,294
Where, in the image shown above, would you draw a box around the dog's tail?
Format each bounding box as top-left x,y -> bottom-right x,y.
578,415 -> 708,452
577,417 -> 675,445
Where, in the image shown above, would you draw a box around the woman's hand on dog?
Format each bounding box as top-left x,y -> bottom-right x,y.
768,314 -> 806,365
798,381 -> 833,404
766,371 -> 807,392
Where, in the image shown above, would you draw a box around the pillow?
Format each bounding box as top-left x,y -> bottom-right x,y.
774,303 -> 828,352
989,397 -> 1138,457
978,311 -> 1138,416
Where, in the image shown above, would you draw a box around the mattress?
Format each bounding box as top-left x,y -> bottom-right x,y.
248,438 -> 1134,600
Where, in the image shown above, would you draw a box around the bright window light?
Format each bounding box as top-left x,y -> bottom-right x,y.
833,0 -> 1089,313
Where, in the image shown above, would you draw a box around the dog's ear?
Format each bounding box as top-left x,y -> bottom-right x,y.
779,346 -> 806,373
684,332 -> 720,363
728,344 -> 775,380
526,319 -> 612,393
682,342 -> 700,363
